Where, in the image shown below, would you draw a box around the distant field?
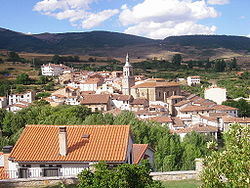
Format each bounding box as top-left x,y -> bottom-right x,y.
0,62 -> 39,80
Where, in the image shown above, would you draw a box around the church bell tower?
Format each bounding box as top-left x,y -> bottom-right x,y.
122,53 -> 135,95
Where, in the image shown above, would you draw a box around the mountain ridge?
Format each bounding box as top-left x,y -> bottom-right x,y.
1,27 -> 250,59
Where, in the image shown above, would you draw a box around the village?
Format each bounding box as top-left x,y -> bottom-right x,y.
0,54 -> 249,186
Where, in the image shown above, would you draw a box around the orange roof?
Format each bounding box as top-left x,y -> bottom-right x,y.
213,105 -> 238,111
132,81 -> 179,88
133,144 -> 149,164
81,94 -> 110,105
173,124 -> 218,133
174,100 -> 191,107
180,105 -> 214,112
222,117 -> 250,123
112,94 -> 133,101
0,167 -> 8,180
10,125 -> 130,163
147,116 -> 172,123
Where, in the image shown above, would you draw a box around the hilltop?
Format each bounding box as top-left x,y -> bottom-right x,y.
1,27 -> 250,62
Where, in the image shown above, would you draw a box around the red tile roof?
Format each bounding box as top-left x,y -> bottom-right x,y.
111,94 -> 133,101
132,144 -> 149,164
81,94 -> 110,105
173,124 -> 218,133
180,105 -> 214,112
174,100 -> 191,107
10,125 -> 130,163
132,81 -> 179,88
222,117 -> 250,123
146,116 -> 172,123
213,105 -> 238,111
0,167 -> 8,180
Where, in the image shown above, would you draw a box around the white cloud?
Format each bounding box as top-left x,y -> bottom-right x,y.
125,21 -> 216,39
82,9 -> 119,29
33,0 -> 118,29
119,0 -> 219,39
207,0 -> 229,5
247,34 -> 250,38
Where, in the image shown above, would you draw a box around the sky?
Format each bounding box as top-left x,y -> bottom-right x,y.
0,0 -> 250,39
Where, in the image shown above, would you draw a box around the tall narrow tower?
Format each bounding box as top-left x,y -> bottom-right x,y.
122,53 -> 135,95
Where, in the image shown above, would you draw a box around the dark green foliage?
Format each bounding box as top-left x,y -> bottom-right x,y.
36,75 -> 50,84
0,104 -> 92,140
0,58 -> 3,64
163,35 -> 250,51
0,80 -> 13,96
217,79 -> 250,98
214,59 -> 226,72
16,73 -> 33,85
181,132 -> 213,170
35,92 -> 51,99
172,54 -> 182,66
222,99 -> 250,117
77,162 -> 163,188
201,124 -> 250,187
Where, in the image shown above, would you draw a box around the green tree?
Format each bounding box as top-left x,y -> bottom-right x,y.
228,57 -> 237,70
7,51 -> 21,62
77,162 -> 163,188
172,54 -> 182,66
181,132 -> 213,170
222,99 -> 250,117
201,123 -> 250,187
16,73 -> 32,85
51,55 -> 63,64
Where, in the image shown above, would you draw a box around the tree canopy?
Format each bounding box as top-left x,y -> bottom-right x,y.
77,162 -> 163,188
201,123 -> 250,187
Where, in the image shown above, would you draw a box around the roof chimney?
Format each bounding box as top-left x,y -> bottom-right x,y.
59,126 -> 67,156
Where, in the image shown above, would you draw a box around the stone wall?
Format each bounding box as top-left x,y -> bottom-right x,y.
0,176 -> 78,188
150,170 -> 197,181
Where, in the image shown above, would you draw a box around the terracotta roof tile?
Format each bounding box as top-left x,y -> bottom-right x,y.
213,105 -> 238,111
10,125 -> 130,163
132,81 -> 179,88
111,94 -> 133,101
222,117 -> 250,123
81,94 -> 110,105
173,124 -> 218,133
174,100 -> 191,107
0,167 -> 8,180
146,116 -> 172,123
130,98 -> 149,106
132,144 -> 148,164
180,105 -> 214,112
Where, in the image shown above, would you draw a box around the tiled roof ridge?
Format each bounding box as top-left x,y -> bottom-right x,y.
26,124 -> 130,128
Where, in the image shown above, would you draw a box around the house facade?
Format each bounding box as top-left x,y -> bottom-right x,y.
1,124 -> 153,179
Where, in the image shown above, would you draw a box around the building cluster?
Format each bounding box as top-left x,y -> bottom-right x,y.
0,54 -> 249,180
0,91 -> 35,113
42,54 -> 249,139
41,63 -> 73,76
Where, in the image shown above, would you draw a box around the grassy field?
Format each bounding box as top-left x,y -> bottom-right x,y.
41,180 -> 201,188
163,180 -> 201,188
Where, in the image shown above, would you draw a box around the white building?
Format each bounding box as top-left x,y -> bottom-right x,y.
8,91 -> 35,106
0,97 -> 7,108
187,76 -> 200,86
204,86 -> 227,105
41,63 -> 72,76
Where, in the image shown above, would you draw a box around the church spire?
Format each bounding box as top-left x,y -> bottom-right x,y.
125,53 -> 131,66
